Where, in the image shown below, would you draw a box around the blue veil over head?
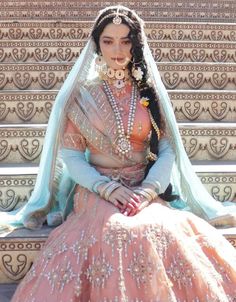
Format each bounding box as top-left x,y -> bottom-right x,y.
0,5 -> 236,233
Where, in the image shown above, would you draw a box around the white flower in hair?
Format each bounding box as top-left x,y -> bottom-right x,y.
132,66 -> 143,81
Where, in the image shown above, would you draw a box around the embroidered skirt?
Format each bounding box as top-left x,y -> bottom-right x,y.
11,164 -> 236,302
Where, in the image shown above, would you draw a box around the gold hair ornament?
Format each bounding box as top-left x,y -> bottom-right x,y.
148,109 -> 161,141
96,9 -> 132,27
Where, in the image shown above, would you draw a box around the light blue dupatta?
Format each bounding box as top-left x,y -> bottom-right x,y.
0,39 -> 96,231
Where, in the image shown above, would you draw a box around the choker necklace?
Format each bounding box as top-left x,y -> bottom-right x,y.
99,67 -> 131,90
103,80 -> 137,159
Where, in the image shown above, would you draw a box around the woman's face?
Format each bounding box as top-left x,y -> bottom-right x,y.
99,22 -> 132,70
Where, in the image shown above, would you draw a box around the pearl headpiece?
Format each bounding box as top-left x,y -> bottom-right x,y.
96,8 -> 133,27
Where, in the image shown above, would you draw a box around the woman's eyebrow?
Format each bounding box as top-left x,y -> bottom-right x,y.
101,35 -> 130,39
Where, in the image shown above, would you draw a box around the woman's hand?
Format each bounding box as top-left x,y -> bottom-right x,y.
123,192 -> 150,215
108,186 -> 142,216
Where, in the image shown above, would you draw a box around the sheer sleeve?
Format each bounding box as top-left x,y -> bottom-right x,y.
62,117 -> 87,152
61,107 -> 110,193
142,137 -> 175,194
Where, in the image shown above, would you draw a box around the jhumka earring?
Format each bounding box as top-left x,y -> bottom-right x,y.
95,54 -> 107,73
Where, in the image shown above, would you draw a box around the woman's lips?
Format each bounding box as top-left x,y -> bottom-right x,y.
111,58 -> 124,61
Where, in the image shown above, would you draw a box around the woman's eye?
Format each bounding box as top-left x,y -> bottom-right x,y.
122,40 -> 131,45
103,40 -> 112,44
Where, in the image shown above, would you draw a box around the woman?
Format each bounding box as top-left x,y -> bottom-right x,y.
10,5 -> 236,302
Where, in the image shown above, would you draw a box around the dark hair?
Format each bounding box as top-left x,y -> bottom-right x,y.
91,6 -> 176,201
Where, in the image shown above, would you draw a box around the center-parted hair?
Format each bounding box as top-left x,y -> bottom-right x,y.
91,6 -> 176,201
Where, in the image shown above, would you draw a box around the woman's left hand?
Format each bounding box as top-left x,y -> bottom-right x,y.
122,194 -> 149,216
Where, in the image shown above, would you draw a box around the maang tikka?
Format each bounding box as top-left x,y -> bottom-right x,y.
112,7 -> 122,25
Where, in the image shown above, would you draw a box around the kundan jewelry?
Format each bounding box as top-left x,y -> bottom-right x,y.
103,80 -> 138,158
97,59 -> 131,91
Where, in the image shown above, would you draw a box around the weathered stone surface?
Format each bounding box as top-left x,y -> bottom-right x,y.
179,124 -> 236,161
0,127 -> 46,163
1,40 -> 236,63
0,0 -> 235,22
0,174 -> 36,211
170,90 -> 236,122
0,22 -> 236,42
0,227 -> 51,283
1,124 -> 235,163
1,90 -> 236,124
0,63 -> 71,90
149,41 -> 236,63
198,171 -> 236,202
158,62 -> 236,90
0,91 -> 55,124
0,62 -> 235,90
0,40 -> 84,63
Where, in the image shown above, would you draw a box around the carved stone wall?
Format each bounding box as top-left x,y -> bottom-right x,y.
2,90 -> 235,124
1,40 -> 236,64
0,237 -> 47,283
0,127 -> 45,163
0,0 -> 236,22
0,175 -> 35,212
0,91 -> 54,124
0,0 -> 236,284
170,91 -> 236,122
0,22 -> 236,42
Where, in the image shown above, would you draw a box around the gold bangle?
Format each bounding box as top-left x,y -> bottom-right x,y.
134,188 -> 152,202
104,182 -> 121,200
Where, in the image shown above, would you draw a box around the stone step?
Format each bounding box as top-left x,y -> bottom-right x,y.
1,40 -> 236,63
158,62 -> 236,90
0,0 -> 235,23
0,165 -> 37,211
0,62 -> 236,90
0,62 -> 70,90
0,123 -> 235,164
0,40 -> 84,63
1,90 -> 236,124
0,226 -> 52,283
0,21 -> 235,42
0,90 -> 55,124
170,90 -> 236,122
0,125 -> 46,164
0,163 -> 235,212
150,41 -> 236,63
0,224 -> 235,284
146,22 -> 236,42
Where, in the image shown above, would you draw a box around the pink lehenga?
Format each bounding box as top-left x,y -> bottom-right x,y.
11,81 -> 236,302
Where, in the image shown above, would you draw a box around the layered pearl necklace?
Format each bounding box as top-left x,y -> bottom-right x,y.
103,80 -> 138,158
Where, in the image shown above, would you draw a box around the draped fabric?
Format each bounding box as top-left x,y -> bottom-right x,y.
11,163 -> 236,302
0,14 -> 236,232
8,21 -> 236,300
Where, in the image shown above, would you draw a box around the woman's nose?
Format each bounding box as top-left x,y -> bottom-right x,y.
113,43 -> 122,53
